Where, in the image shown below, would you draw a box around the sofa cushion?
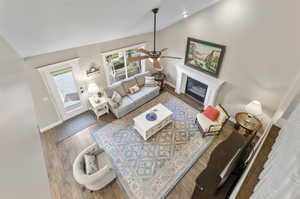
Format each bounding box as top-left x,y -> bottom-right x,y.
128,86 -> 159,107
144,76 -> 156,86
196,113 -> 219,132
139,86 -> 160,95
122,77 -> 138,93
104,82 -> 127,98
84,154 -> 98,175
135,71 -> 150,87
128,90 -> 146,101
129,94 -> 149,108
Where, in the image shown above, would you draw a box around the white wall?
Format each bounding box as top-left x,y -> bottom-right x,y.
284,91 -> 300,119
24,33 -> 154,130
158,0 -> 300,117
24,0 -> 300,128
0,37 -> 51,199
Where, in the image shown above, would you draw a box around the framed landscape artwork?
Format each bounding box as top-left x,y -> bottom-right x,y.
184,37 -> 226,77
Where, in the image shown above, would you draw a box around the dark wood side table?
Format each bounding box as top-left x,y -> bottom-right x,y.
235,112 -> 262,137
152,72 -> 166,91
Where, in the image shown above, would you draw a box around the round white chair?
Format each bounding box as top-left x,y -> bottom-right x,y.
73,143 -> 116,191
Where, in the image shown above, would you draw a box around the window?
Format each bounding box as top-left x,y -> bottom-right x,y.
51,68 -> 81,111
102,43 -> 146,85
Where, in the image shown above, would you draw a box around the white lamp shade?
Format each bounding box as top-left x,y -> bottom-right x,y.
88,83 -> 100,94
245,100 -> 262,116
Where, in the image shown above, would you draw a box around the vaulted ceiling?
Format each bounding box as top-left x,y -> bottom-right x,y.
0,0 -> 220,57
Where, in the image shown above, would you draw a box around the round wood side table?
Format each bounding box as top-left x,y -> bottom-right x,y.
235,112 -> 262,137
152,72 -> 166,91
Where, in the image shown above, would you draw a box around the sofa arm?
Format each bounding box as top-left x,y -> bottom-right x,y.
88,165 -> 111,182
107,98 -> 120,109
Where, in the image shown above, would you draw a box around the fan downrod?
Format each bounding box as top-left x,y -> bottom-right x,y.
152,8 -> 159,52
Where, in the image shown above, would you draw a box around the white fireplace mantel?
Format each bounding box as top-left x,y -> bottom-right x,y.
176,64 -> 225,107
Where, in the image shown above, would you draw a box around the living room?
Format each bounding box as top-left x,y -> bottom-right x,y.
1,0 -> 300,199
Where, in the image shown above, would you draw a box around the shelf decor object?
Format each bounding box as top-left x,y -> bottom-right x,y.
86,63 -> 100,77
145,111 -> 157,121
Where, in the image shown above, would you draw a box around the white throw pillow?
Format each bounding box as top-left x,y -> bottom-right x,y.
111,91 -> 122,104
108,98 -> 120,109
84,154 -> 98,175
145,76 -> 155,83
145,76 -> 157,87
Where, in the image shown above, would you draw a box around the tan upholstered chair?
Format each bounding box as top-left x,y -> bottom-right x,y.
195,104 -> 230,137
73,143 -> 116,191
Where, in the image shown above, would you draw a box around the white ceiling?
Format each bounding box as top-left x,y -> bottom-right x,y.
0,0 -> 220,57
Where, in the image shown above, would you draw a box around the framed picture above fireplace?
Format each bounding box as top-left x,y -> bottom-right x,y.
184,37 -> 226,77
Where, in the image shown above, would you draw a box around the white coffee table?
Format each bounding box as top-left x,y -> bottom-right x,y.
133,103 -> 173,140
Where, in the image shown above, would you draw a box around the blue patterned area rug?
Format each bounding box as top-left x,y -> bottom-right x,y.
92,92 -> 214,199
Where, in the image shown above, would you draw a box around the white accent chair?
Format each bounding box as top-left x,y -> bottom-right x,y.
195,104 -> 230,137
73,143 -> 116,191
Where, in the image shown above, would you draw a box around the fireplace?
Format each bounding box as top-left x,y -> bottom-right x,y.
185,77 -> 208,104
175,64 -> 225,108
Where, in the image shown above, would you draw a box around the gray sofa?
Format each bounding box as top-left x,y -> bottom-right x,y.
104,71 -> 160,118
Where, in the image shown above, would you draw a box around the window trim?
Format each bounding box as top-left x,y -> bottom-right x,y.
102,43 -> 147,85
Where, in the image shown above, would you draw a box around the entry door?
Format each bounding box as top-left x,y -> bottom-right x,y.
39,58 -> 87,121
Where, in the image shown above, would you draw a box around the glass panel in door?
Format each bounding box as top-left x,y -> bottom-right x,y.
126,48 -> 141,78
105,52 -> 126,84
50,68 -> 81,111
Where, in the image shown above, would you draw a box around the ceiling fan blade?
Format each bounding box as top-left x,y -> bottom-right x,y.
127,56 -> 149,62
138,49 -> 151,55
160,48 -> 168,52
161,56 -> 182,59
153,58 -> 161,69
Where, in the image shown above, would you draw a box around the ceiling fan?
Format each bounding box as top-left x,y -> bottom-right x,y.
127,8 -> 182,70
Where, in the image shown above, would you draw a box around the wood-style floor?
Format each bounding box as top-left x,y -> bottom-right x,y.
39,85 -> 276,199
40,86 -> 214,199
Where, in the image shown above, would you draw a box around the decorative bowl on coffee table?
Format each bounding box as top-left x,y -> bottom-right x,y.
146,111 -> 157,121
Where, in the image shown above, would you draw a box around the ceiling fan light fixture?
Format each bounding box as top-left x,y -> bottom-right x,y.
126,8 -> 182,67
182,11 -> 189,18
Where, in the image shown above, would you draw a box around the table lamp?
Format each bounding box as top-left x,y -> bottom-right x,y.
245,100 -> 262,116
88,83 -> 100,101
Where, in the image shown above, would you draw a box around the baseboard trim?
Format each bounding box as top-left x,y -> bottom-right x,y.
275,118 -> 286,128
165,81 -> 175,88
39,120 -> 63,133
